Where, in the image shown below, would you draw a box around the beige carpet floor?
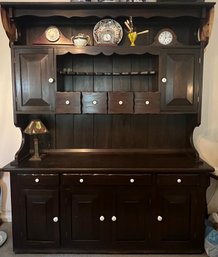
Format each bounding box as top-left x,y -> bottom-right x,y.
0,222 -> 208,257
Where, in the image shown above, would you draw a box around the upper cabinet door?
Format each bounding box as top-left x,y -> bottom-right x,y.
14,48 -> 55,112
160,49 -> 200,112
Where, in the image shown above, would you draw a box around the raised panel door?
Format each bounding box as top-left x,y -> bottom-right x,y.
61,187 -> 108,250
14,48 -> 55,112
15,188 -> 60,250
154,187 -> 204,252
111,187 -> 152,251
160,49 -> 200,112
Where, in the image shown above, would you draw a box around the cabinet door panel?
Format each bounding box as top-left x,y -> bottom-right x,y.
112,187 -> 152,250
15,48 -> 55,112
18,189 -> 59,248
160,49 -> 200,112
61,187 -> 107,249
154,187 -> 203,251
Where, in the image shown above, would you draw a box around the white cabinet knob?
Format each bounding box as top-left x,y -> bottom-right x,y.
177,178 -> 182,184
35,178 -> 40,183
145,100 -> 150,105
53,217 -> 58,223
99,216 -> 105,221
48,77 -> 55,84
65,100 -> 70,105
161,77 -> 167,83
157,216 -> 163,222
111,216 -> 117,222
118,100 -> 123,105
79,178 -> 84,183
130,178 -> 134,183
92,100 -> 97,105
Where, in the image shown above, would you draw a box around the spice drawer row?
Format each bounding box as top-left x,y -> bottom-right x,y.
56,91 -> 160,114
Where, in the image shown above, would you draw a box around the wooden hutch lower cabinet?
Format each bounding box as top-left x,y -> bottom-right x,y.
1,1 -> 215,254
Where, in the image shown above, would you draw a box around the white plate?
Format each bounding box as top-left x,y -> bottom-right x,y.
93,19 -> 123,45
0,231 -> 7,246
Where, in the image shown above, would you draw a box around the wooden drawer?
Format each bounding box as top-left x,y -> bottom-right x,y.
56,92 -> 81,113
17,174 -> 59,186
82,92 -> 107,113
157,174 -> 200,186
134,92 -> 160,113
108,92 -> 133,114
62,173 -> 152,186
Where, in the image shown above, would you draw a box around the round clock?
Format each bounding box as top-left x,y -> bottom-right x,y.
156,28 -> 176,46
45,26 -> 61,42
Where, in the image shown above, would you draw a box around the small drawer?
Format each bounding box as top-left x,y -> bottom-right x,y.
107,174 -> 152,185
157,174 -> 200,186
108,92 -> 133,114
62,173 -> 152,186
56,92 -> 81,113
17,174 -> 59,186
82,92 -> 107,113
134,92 -> 160,113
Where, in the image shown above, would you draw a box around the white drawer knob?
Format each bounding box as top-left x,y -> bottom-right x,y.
65,100 -> 70,105
111,216 -> 117,222
92,100 -> 97,105
79,178 -> 84,183
53,217 -> 58,223
118,100 -> 123,105
177,178 -> 182,184
145,100 -> 150,105
130,178 -> 134,183
161,77 -> 167,83
35,178 -> 40,183
99,216 -> 105,221
48,77 -> 55,84
157,216 -> 163,222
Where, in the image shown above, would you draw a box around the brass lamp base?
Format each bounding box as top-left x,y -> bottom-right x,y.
29,155 -> 42,161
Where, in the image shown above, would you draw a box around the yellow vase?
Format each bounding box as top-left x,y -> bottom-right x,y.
128,32 -> 138,46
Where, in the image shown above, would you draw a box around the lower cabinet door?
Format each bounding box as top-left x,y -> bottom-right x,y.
61,187 -> 108,251
154,188 -> 204,252
14,189 -> 60,250
111,187 -> 152,251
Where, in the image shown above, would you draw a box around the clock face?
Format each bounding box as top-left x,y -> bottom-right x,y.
158,30 -> 173,45
45,26 -> 60,42
102,33 -> 112,42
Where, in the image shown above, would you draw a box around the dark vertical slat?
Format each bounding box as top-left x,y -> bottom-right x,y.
73,55 -> 94,91
111,115 -> 133,148
131,115 -> 149,148
74,114 -> 94,148
93,115 -> 112,148
113,55 -> 131,91
55,115 -> 74,148
94,54 -> 113,92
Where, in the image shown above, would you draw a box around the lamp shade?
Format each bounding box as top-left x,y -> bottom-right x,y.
24,120 -> 48,135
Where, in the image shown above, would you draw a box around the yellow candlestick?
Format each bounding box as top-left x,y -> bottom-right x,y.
128,31 -> 137,46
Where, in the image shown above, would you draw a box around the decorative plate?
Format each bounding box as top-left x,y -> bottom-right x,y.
93,19 -> 123,45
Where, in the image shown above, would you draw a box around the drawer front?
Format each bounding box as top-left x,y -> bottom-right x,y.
17,174 -> 59,186
56,92 -> 81,113
62,173 -> 152,186
157,174 -> 200,186
82,92 -> 107,113
108,92 -> 133,114
134,92 -> 160,113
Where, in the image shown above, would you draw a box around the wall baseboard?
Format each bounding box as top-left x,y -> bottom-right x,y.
0,210 -> 12,222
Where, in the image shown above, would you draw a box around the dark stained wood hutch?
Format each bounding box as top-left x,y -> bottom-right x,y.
0,1 -> 215,254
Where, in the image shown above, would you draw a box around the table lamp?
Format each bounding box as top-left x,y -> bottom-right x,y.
24,120 -> 48,161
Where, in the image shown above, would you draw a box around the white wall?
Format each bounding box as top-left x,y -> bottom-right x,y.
0,0 -> 218,221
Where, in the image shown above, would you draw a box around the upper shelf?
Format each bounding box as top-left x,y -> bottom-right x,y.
0,2 -> 215,19
0,2 -> 215,46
